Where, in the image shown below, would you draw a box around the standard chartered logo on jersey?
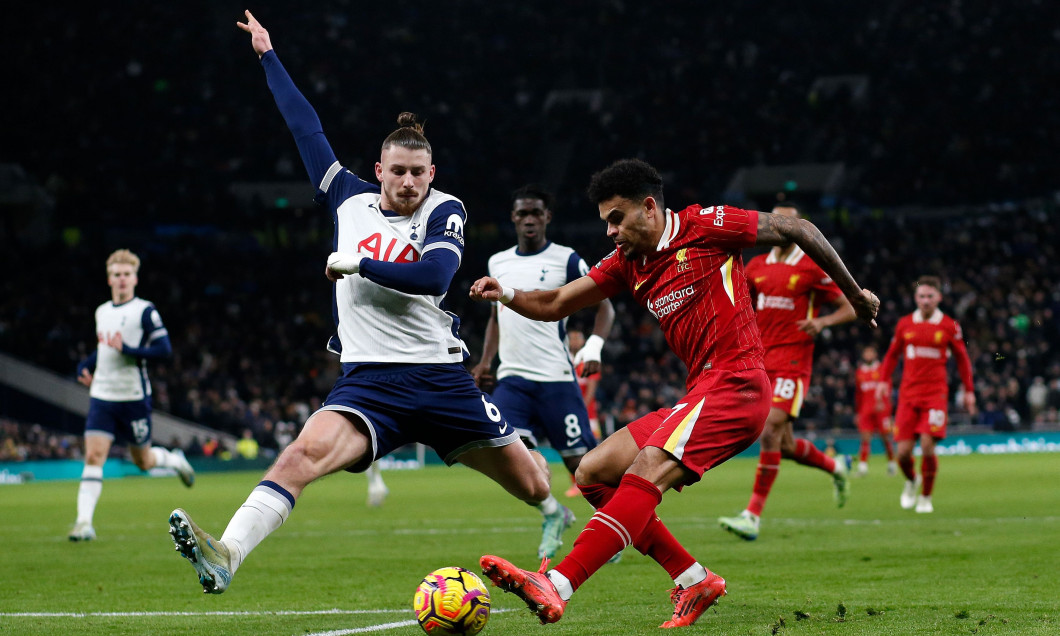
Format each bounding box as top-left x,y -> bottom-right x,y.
648,285 -> 695,319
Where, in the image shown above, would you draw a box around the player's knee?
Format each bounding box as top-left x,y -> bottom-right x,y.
573,450 -> 611,487
519,473 -> 552,503
274,438 -> 330,472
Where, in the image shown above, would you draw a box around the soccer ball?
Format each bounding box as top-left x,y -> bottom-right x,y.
413,566 -> 491,635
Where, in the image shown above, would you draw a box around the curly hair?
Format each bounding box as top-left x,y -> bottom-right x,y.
586,158 -> 664,208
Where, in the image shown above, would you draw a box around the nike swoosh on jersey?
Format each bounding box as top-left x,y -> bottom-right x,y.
499,423 -> 509,434
634,280 -> 645,290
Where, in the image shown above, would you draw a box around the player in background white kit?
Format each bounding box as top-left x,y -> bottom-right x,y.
167,12 -> 559,594
471,185 -> 615,558
70,249 -> 194,541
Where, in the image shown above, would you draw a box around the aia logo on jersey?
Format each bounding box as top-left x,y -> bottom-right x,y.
787,274 -> 800,291
675,248 -> 691,273
357,233 -> 419,263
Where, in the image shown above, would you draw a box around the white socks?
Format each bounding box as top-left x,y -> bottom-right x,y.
221,483 -> 294,574
149,446 -> 180,469
75,464 -> 104,524
537,495 -> 560,516
674,562 -> 708,589
546,570 -> 574,601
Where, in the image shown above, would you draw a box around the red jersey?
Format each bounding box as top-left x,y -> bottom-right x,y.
588,205 -> 762,389
880,310 -> 974,405
745,245 -> 843,372
574,361 -> 600,420
855,361 -> 892,416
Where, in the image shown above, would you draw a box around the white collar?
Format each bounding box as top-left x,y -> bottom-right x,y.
656,208 -> 680,251
913,309 -> 945,324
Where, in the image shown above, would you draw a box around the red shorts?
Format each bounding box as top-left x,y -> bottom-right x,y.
765,369 -> 811,419
894,398 -> 949,441
856,410 -> 892,434
628,368 -> 770,484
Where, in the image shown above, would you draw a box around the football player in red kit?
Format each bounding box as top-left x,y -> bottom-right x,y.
879,276 -> 975,513
853,345 -> 896,476
470,159 -> 879,628
718,203 -> 857,541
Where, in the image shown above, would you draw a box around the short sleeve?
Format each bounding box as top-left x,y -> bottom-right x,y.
694,205 -> 759,249
587,249 -> 627,297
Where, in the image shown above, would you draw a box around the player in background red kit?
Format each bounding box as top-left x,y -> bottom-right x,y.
470,159 -> 879,628
878,276 -> 975,513
853,345 -> 896,476
718,204 -> 857,542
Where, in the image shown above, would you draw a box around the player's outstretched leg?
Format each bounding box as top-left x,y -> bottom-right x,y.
659,570 -> 727,629
718,510 -> 760,541
169,508 -> 233,594
480,555 -> 566,624
538,503 -> 575,559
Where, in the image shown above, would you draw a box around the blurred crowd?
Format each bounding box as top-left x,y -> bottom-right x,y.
3,3 -> 1059,458
593,198 -> 1060,435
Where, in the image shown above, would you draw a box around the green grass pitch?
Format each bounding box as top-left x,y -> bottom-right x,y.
1,452 -> 1057,635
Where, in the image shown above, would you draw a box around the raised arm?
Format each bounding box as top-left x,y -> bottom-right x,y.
469,276 -> 609,323
237,10 -> 338,189
756,213 -> 879,327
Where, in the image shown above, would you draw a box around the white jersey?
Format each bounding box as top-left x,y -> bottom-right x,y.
319,164 -> 468,364
90,297 -> 167,401
489,242 -> 589,382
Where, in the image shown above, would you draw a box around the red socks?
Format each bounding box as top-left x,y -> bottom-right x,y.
747,451 -> 781,516
577,482 -> 616,510
859,439 -> 871,463
792,439 -> 836,473
920,455 -> 938,496
554,474 -> 661,592
579,481 -> 693,580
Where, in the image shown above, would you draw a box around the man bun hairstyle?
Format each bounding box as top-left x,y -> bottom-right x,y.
586,158 -> 664,209
512,184 -> 554,210
381,112 -> 432,156
106,248 -> 140,273
916,275 -> 942,291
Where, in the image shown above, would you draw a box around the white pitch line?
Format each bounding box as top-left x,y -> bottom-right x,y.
302,609 -> 513,636
0,609 -> 404,618
303,619 -> 419,635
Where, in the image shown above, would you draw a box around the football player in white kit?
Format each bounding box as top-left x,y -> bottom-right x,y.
168,11 -> 558,594
471,185 -> 615,558
70,249 -> 195,541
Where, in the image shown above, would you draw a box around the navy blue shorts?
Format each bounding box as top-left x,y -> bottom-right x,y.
492,376 -> 597,458
319,362 -> 520,469
85,397 -> 153,446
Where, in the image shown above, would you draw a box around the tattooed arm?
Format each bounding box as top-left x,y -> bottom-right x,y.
756,212 -> 880,327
